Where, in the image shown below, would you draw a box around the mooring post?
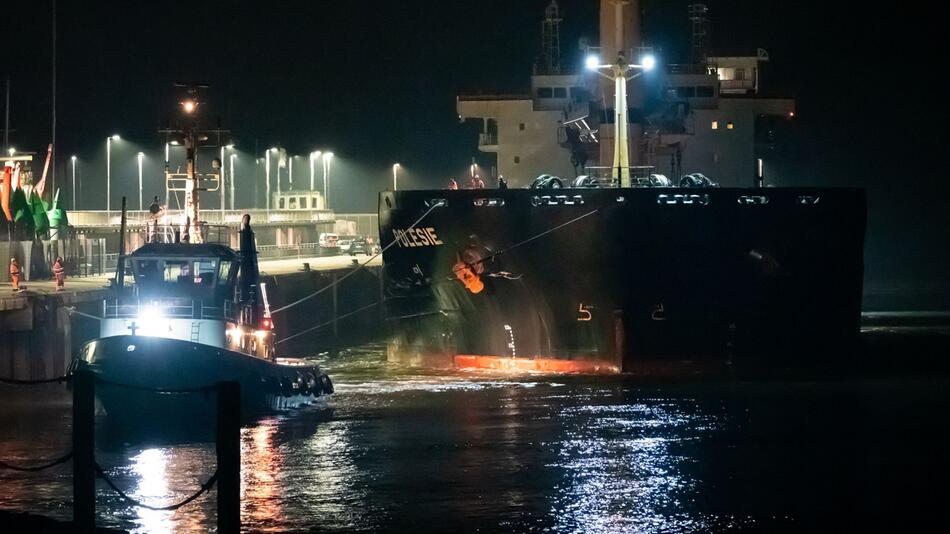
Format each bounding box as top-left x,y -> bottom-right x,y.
216,381 -> 241,533
332,272 -> 339,338
377,266 -> 385,322
72,367 -> 96,531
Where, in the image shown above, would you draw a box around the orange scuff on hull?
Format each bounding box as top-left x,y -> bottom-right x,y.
454,354 -> 620,374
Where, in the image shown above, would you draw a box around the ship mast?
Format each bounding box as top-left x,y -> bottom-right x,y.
587,0 -> 654,187
159,83 -> 228,243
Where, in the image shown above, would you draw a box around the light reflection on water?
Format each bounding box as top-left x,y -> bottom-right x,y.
3,345 -> 948,532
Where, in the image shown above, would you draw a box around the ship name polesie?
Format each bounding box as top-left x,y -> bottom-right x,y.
392,227 -> 444,248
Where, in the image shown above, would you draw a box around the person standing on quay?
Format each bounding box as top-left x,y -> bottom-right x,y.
53,256 -> 66,291
9,257 -> 22,292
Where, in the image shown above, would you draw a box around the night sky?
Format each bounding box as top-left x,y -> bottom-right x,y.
3,1 -> 946,299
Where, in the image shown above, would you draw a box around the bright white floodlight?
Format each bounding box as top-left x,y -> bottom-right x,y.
641,55 -> 656,71
584,55 -> 600,70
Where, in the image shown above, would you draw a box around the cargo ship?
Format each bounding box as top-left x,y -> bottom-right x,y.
378,2 -> 866,373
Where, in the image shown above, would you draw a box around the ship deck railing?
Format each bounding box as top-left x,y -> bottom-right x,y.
583,166 -> 656,187
103,298 -> 237,322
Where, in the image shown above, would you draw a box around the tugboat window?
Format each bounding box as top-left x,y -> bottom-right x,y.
195,260 -> 217,286
164,260 -> 191,284
218,260 -> 232,285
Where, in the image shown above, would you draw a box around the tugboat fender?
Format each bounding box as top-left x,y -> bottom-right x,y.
319,373 -> 334,395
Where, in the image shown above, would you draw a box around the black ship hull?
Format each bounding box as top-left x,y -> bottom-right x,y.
77,335 -> 332,420
378,187 -> 866,373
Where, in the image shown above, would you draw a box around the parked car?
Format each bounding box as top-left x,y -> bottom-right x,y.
319,233 -> 340,248
347,236 -> 372,255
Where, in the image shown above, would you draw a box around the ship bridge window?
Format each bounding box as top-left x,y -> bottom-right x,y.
537,87 -> 553,98
553,87 -> 567,98
696,86 -> 714,97
676,87 -> 696,98
289,197 -> 298,209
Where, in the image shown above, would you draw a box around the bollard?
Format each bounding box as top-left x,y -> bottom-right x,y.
216,381 -> 241,533
72,368 -> 96,531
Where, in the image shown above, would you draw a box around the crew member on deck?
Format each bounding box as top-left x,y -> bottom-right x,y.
498,175 -> 508,190
53,257 -> 66,291
9,258 -> 22,292
448,178 -> 459,190
471,174 -> 485,189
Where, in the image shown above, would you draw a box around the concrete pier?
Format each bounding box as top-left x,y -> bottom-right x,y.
0,255 -> 383,381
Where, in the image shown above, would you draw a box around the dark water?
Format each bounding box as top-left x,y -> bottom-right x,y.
2,345 -> 950,532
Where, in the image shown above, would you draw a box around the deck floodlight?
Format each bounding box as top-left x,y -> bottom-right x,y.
182,99 -> 197,113
641,55 -> 656,71
585,55 -> 600,70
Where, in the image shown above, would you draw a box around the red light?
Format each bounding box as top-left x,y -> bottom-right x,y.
262,317 -> 273,330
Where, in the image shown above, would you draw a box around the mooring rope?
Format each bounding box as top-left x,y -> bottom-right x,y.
0,374 -> 73,385
66,307 -> 102,321
471,207 -> 600,267
0,451 -> 74,472
95,462 -> 218,512
276,301 -> 379,345
271,200 -> 443,315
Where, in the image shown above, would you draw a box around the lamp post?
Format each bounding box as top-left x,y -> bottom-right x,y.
288,156 -> 294,191
136,152 -> 144,211
392,163 -> 400,191
220,144 -> 233,216
229,153 -> 237,209
322,152 -> 333,209
70,155 -> 77,209
106,134 -> 119,212
585,52 -> 655,187
309,151 -> 321,191
266,147 -> 277,214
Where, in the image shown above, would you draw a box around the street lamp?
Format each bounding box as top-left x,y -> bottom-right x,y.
137,152 -> 144,211
229,153 -> 237,209
266,147 -> 277,213
309,151 -> 321,191
585,51 -> 655,187
220,144 -> 234,215
106,134 -> 120,213
322,152 -> 334,208
70,155 -> 77,209
392,163 -> 400,191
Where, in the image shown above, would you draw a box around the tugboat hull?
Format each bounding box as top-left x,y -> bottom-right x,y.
78,335 -> 330,420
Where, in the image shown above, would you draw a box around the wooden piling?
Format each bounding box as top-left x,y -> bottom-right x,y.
331,272 -> 339,337
72,368 -> 96,531
216,381 -> 241,533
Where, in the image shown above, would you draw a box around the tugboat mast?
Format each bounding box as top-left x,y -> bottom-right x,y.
159,83 -> 228,243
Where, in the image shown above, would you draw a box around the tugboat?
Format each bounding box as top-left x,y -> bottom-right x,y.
77,85 -> 332,419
